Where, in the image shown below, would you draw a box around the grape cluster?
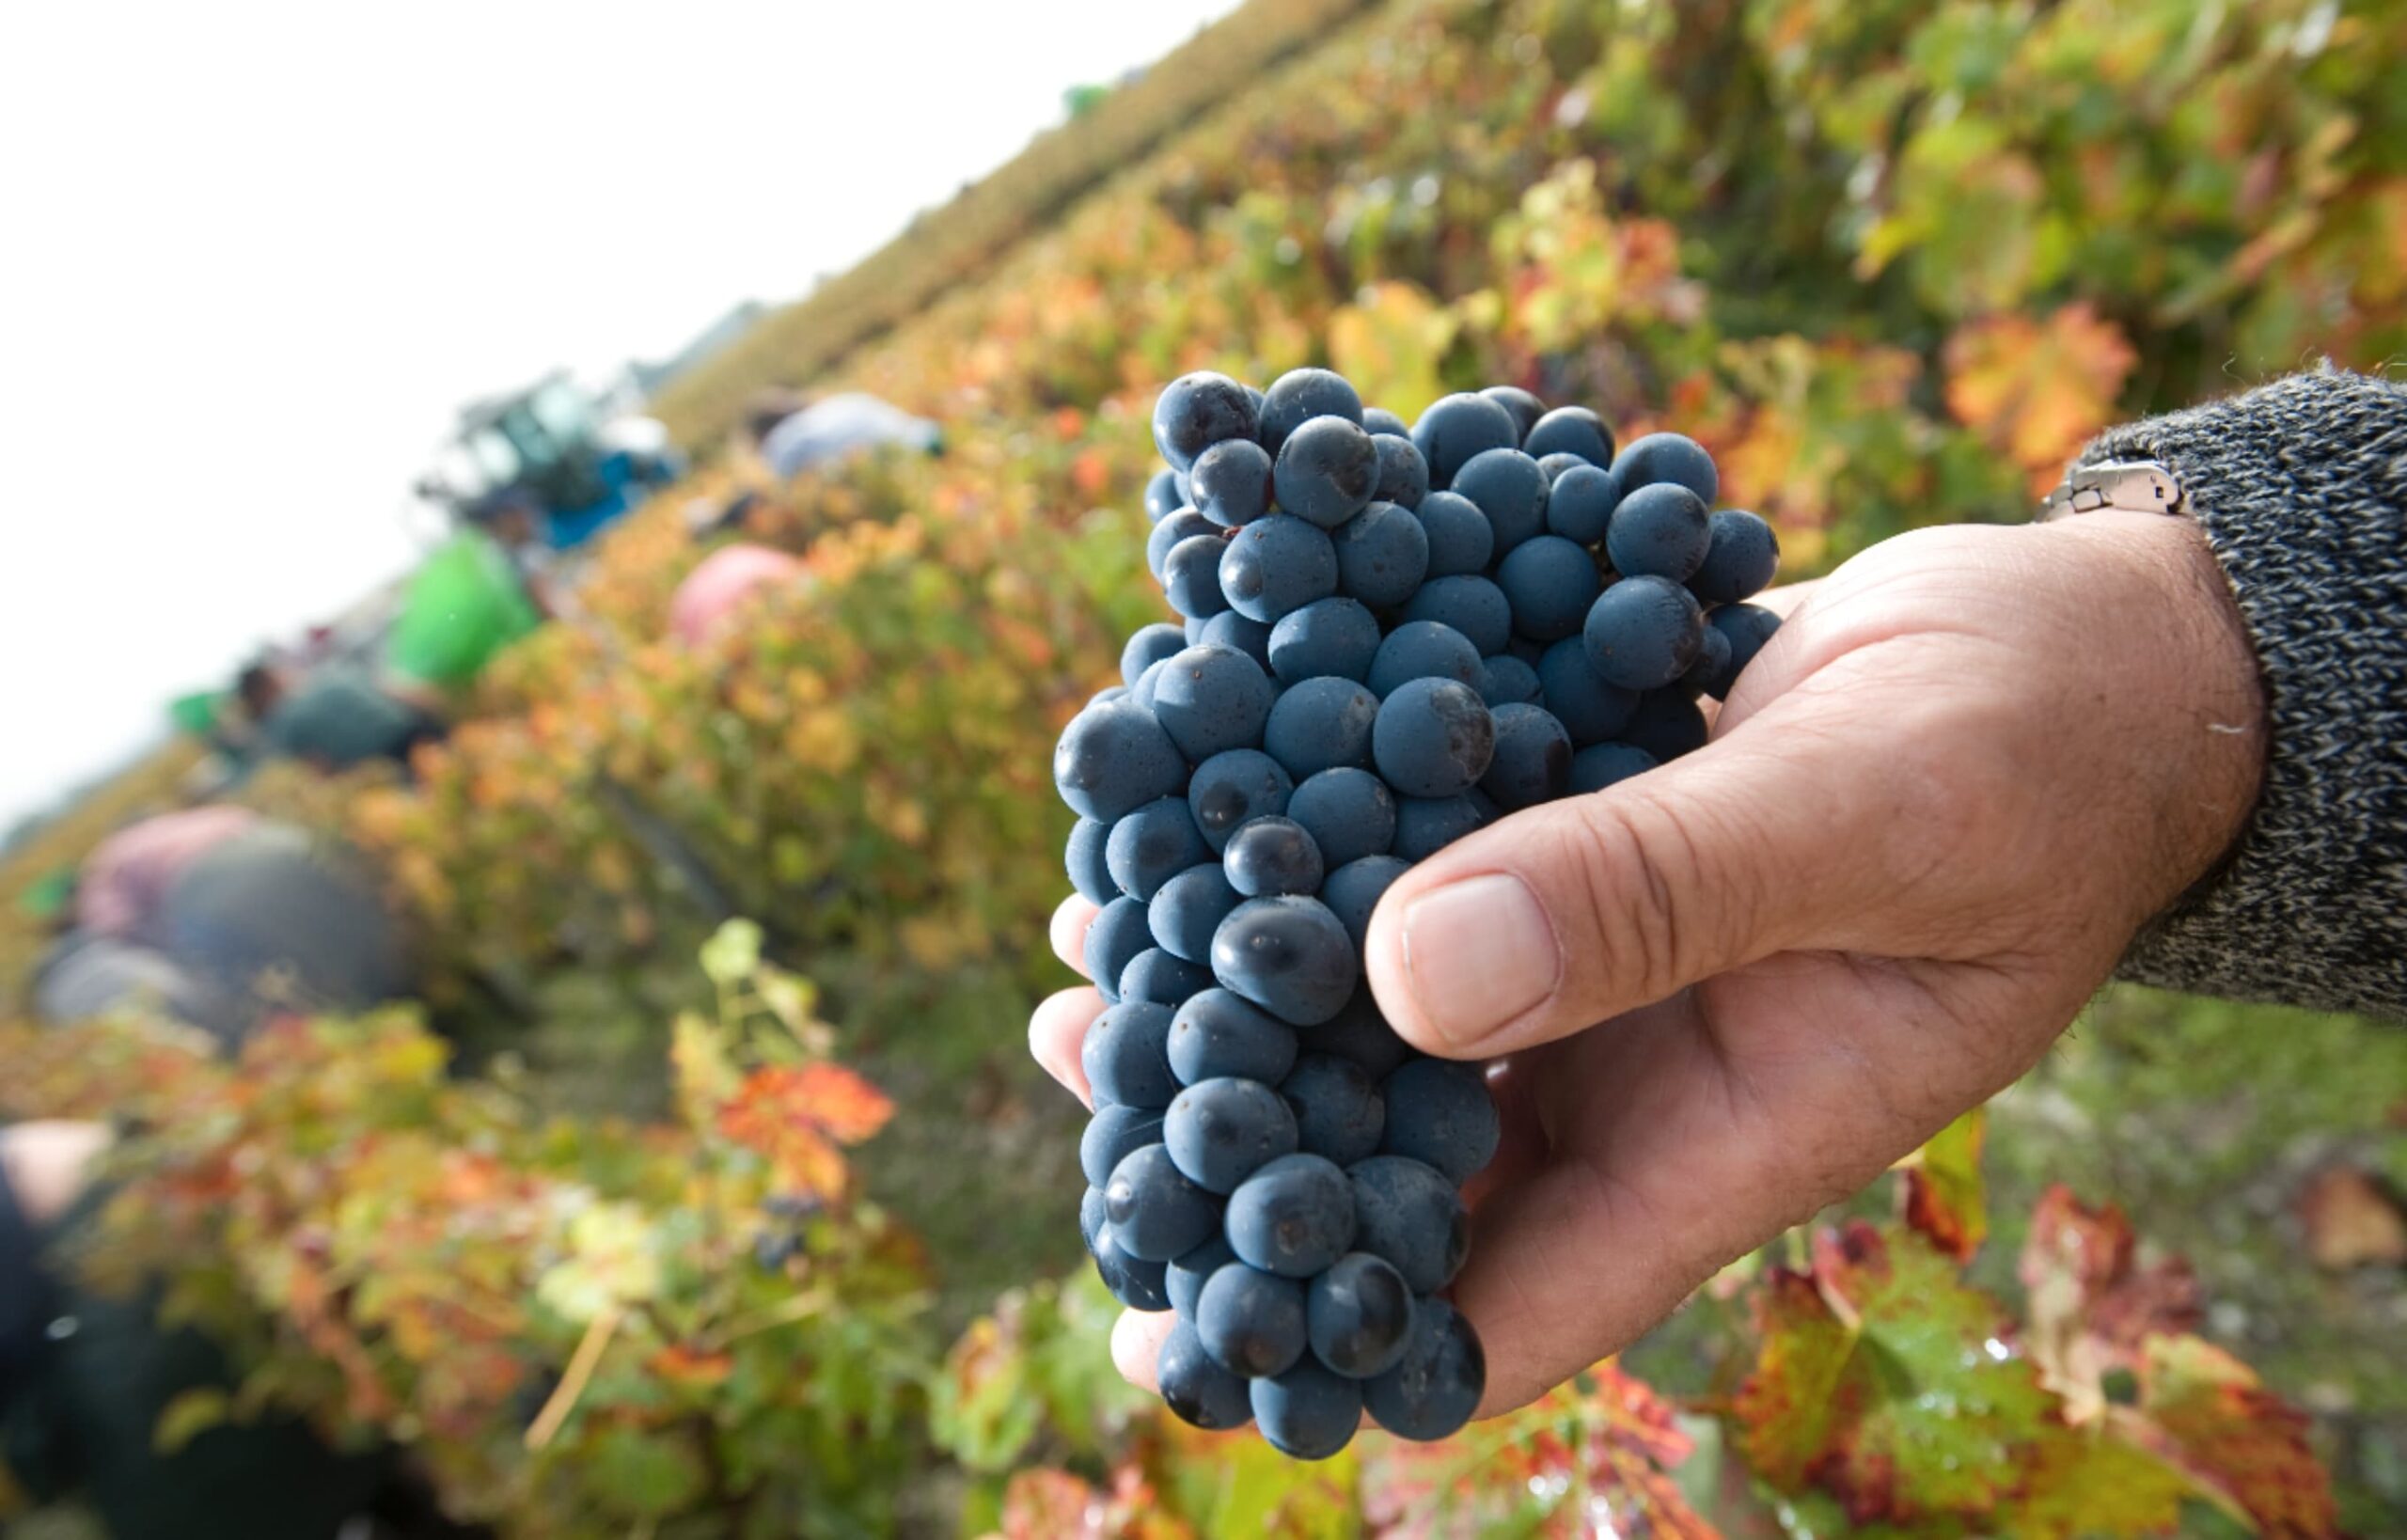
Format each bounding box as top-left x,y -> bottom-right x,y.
1054,369 -> 1781,1459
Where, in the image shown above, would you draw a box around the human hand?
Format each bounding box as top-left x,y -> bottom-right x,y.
0,1119 -> 113,1229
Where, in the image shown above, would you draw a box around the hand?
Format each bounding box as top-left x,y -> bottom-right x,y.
1030,511 -> 2262,1415
0,1120 -> 112,1229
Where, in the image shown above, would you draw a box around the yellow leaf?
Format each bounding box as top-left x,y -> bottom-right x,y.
153,1386 -> 232,1454
1943,304 -> 2137,495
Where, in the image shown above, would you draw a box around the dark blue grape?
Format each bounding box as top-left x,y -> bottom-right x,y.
1535,451 -> 1590,484
1677,622 -> 1734,698
1331,500 -> 1430,607
1621,687 -> 1709,762
1055,698 -> 1187,822
1150,644 -> 1276,762
1568,741 -> 1658,794
1226,1153 -> 1355,1277
1080,1183 -> 1109,1253
1411,392 -> 1520,489
1480,385 -> 1547,442
1273,416 -> 1379,528
1199,610 -> 1276,674
1258,368 -> 1364,455
1210,895 -> 1360,1027
1149,863 -> 1243,964
1495,534 -> 1603,641
1144,468 -> 1184,524
1131,656 -> 1170,711
1400,575 -> 1512,658
1263,676 -> 1380,781
1373,678 -> 1495,799
1163,532 -> 1233,619
1090,1226 -> 1172,1312
1582,574 -> 1705,690
1319,856 -> 1409,952
1480,701 -> 1573,810
1307,1252 -> 1416,1378
1147,509 -> 1215,581
1122,623 -> 1188,686
1361,406 -> 1411,438
1106,796 -> 1211,902
1605,482 -> 1712,583
1165,1232 -> 1237,1319
1365,620 -> 1484,699
1506,633 -> 1547,666
1183,616 -> 1208,645
1089,684 -> 1130,708
1524,405 -> 1614,467
1285,767 -> 1396,868
1380,1058 -> 1500,1184
1224,816 -> 1324,898
1164,1076 -> 1297,1193
1691,510 -> 1780,603
1611,430 -> 1717,504
1085,894 -> 1156,1004
1410,490 -> 1494,577
1080,999 -> 1177,1108
1159,1318 -> 1252,1430
1219,514 -> 1340,624
1105,1142 -> 1223,1261
1536,636 -> 1640,746
1478,653 -> 1542,708
1546,463 -> 1620,544
1346,1155 -> 1468,1294
1189,436 -> 1276,528
1168,988 -> 1298,1087
1243,383 -> 1268,423
1120,948 -> 1214,1007
1280,1053 -> 1385,1165
1372,433 -> 1430,509
1391,792 -> 1495,859
1708,602 -> 1782,684
1066,817 -> 1115,906
1082,1104 -> 1166,1188
1153,371 -> 1259,472
1196,1263 -> 1308,1377
1363,1298 -> 1484,1440
1450,448 -> 1550,558
1188,748 -> 1294,853
1252,1359 -> 1362,1460
1267,597 -> 1380,686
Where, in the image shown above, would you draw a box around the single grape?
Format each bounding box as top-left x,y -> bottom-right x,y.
1159,1317 -> 1253,1430
1106,795 -> 1211,902
1189,436 -> 1276,527
1105,1142 -> 1223,1261
1144,468 -> 1185,523
1450,448 -> 1550,558
1410,490 -> 1494,577
1372,433 -> 1431,509
1411,392 -> 1520,489
1373,678 -> 1495,799
1362,1298 -> 1485,1440
1084,895 -> 1155,1005
1399,574 -> 1512,657
1611,430 -> 1717,504
1331,500 -> 1431,608
1280,1053 -> 1385,1164
1252,1358 -> 1363,1461
1546,462 -> 1619,544
1523,405 -> 1615,467
1495,534 -> 1604,642
1285,767 -> 1396,868
1273,416 -> 1380,528
1149,863 -> 1244,964
1080,999 -> 1178,1108
1536,636 -> 1640,746
1267,596 -> 1381,686
1262,676 -> 1380,781
1318,856 -> 1409,952
1119,948 -> 1214,1008
1195,1263 -> 1308,1377
1380,1058 -> 1501,1184
1165,1231 -> 1237,1319
1480,701 -> 1574,810
1219,514 -> 1340,624
1147,509 -> 1216,580
1079,1183 -> 1109,1254
1081,1104 -> 1167,1188
1122,623 -> 1188,686
1130,655 -> 1171,711
1088,684 -> 1130,707
1224,816 -> 1325,898
1677,622 -> 1735,698
1168,988 -> 1298,1086
1479,385 -> 1547,442
1535,451 -> 1590,484
1391,792 -> 1495,859
1054,698 -> 1188,822
1199,610 -> 1276,674
1312,988 -> 1417,1079
1477,653 -> 1542,708
1066,817 -> 1114,906
1620,687 -> 1709,762
1346,1155 -> 1470,1294
1581,574 -> 1705,691
1163,532 -> 1234,620
1226,1153 -> 1356,1277
1361,406 -> 1410,438
1090,1224 -> 1172,1312
1365,620 -> 1484,699
1150,643 -> 1277,762
1605,481 -> 1713,583
1188,748 -> 1295,853
1153,370 -> 1259,472
1709,602 -> 1783,684
1163,1076 -> 1298,1193
1210,895 -> 1360,1027
1307,1252 -> 1416,1378
1258,368 -> 1364,455
1691,509 -> 1780,603
1568,741 -> 1659,794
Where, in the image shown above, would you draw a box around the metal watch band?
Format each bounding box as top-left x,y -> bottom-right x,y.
2038,459 -> 2187,521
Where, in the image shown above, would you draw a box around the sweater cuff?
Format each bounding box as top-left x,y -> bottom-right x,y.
2072,368 -> 2407,1020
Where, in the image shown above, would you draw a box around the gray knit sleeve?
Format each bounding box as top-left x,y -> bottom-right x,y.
2072,369 -> 2406,1019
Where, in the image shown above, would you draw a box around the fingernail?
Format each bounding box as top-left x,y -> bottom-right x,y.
1399,873 -> 1559,1050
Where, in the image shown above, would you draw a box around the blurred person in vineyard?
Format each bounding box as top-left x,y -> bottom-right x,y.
1034,369 -> 2406,1415
747,385 -> 944,480
382,490 -> 557,710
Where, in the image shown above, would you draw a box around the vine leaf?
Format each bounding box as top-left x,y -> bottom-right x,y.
1896,1107 -> 1988,1262
1943,304 -> 2137,495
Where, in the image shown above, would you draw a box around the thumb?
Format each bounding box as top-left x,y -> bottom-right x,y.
1363,730 -> 1897,1059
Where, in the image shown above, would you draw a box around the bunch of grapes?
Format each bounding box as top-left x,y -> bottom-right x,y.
1053,369 -> 1781,1459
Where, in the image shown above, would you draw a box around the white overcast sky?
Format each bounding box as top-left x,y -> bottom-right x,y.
0,0 -> 1238,827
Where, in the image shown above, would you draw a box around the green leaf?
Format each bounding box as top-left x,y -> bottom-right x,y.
582,1423 -> 708,1519
699,917 -> 763,987
1898,1106 -> 1988,1262
152,1386 -> 232,1454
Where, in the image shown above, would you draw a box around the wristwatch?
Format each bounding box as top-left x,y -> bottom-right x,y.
2037,459 -> 2186,521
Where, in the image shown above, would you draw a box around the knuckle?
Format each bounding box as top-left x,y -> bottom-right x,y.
1559,793 -> 1728,1005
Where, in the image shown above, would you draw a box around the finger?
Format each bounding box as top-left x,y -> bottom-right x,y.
1050,893 -> 1101,977
1028,986 -> 1105,1107
1111,1307 -> 1175,1394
